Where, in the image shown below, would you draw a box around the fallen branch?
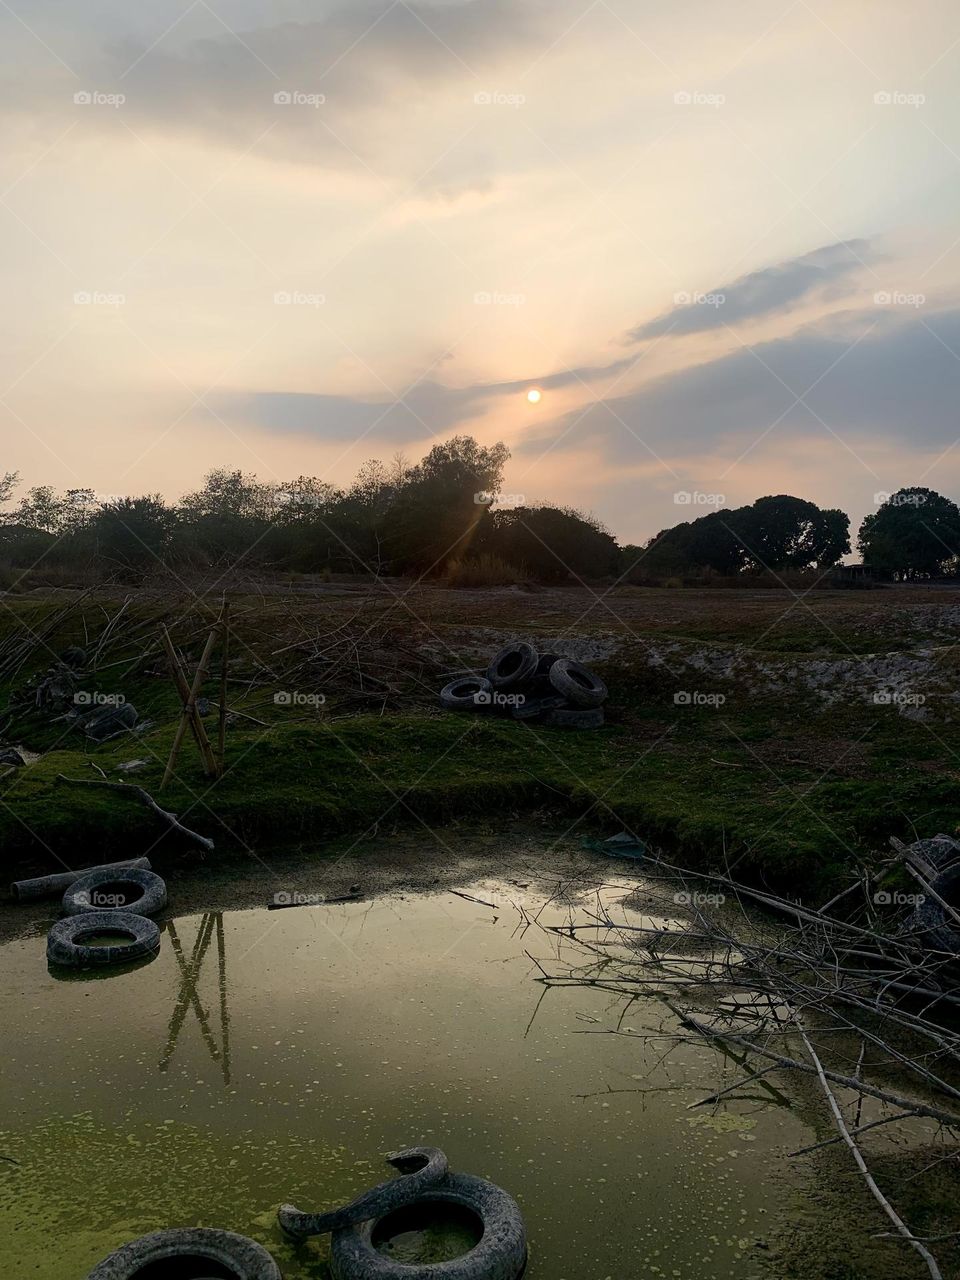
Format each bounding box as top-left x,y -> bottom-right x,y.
796,1021 -> 943,1280
55,775 -> 214,852
675,1011 -> 960,1130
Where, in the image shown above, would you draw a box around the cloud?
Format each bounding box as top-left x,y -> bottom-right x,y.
520,305 -> 960,460
10,0 -> 556,178
218,354 -> 638,445
626,239 -> 876,342
220,382 -> 487,445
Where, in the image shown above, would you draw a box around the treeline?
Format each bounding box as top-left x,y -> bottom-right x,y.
1,439 -> 958,587
625,486 -> 960,584
0,438 -> 619,586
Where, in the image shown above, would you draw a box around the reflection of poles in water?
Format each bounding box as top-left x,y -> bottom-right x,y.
160,913 -> 231,1085
216,913 -> 231,1085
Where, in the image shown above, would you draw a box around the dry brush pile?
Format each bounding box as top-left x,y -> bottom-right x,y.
524,838 -> 960,1279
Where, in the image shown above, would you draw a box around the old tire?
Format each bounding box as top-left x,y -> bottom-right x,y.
82,702 -> 138,741
486,643 -> 538,690
547,658 -> 607,708
47,910 -> 161,969
86,1227 -> 281,1279
439,676 -> 493,712
915,864 -> 960,955
330,1172 -> 527,1280
63,866 -> 168,918
542,706 -> 605,729
509,695 -> 565,721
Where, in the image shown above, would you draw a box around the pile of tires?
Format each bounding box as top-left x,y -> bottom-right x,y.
46,864 -> 168,970
439,641 -> 608,729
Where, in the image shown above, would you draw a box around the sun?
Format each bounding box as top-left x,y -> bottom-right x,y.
526,388 -> 542,404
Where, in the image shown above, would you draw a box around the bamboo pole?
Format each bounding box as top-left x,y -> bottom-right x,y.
161,628 -> 218,790
218,603 -> 230,774
160,627 -> 218,778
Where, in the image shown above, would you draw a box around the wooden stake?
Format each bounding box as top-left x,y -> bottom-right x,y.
218,602 -> 230,774
160,626 -> 218,778
162,628 -> 218,790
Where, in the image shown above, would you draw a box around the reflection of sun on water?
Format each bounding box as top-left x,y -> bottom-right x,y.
526,388 -> 542,404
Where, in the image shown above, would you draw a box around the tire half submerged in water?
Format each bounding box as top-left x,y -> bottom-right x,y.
86,1227 -> 281,1280
330,1172 -> 527,1280
47,910 -> 161,969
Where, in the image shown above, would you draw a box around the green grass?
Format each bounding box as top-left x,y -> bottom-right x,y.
2,583 -> 960,900
5,700 -> 960,899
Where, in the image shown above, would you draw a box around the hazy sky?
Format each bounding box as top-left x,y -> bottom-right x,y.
2,0 -> 960,543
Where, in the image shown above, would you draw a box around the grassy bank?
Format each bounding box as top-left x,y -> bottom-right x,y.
2,580 -> 960,896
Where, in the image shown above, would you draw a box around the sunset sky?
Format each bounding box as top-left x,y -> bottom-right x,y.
2,0 -> 960,544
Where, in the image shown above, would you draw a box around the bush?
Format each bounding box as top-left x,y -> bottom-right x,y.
444,554 -> 526,588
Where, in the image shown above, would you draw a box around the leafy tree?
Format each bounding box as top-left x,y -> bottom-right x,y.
176,468 -> 275,562
89,496 -> 174,574
484,505 -> 619,582
859,487 -> 960,578
738,495 -> 850,571
0,471 -> 19,512
382,436 -> 509,573
11,485 -> 70,533
273,476 -> 341,523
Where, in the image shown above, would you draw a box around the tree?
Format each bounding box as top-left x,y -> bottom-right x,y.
176,469 -> 275,562
859,488 -> 960,578
0,470 -> 19,514
485,505 -> 619,581
382,436 -> 509,573
89,496 -> 174,574
11,485 -> 70,533
738,495 -> 850,571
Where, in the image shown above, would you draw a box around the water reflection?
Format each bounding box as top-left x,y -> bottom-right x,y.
160,913 -> 231,1085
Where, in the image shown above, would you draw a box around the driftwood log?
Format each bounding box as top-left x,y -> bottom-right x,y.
10,856 -> 151,902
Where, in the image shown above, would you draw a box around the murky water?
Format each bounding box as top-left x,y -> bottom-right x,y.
0,875 -> 814,1278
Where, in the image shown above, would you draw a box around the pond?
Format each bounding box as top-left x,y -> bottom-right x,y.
0,865 -> 815,1278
